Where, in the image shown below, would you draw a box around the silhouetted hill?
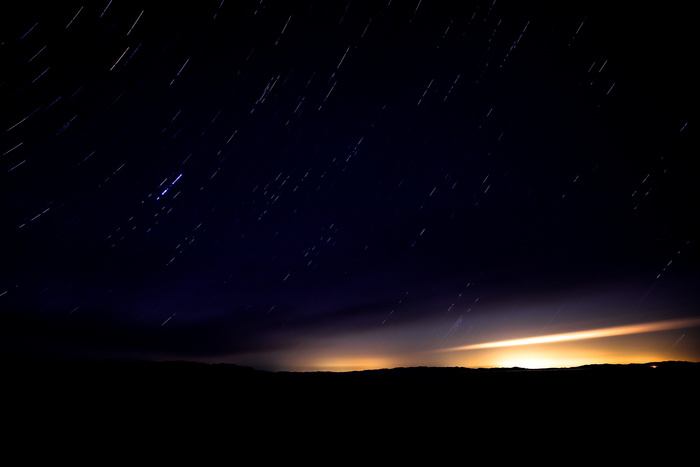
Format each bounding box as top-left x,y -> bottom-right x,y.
3,356 -> 697,456
5,356 -> 698,404
5,355 -> 698,383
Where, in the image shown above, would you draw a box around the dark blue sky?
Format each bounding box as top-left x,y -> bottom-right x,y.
1,1 -> 697,370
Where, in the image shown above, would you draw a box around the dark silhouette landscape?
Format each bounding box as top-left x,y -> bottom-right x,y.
4,356 -> 698,458
6,356 -> 698,408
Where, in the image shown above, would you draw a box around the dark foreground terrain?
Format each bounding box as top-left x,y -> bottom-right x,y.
3,358 -> 698,458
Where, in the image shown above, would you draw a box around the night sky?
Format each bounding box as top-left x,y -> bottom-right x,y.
2,1 -> 698,371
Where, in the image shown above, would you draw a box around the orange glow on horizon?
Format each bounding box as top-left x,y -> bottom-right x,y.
304,356 -> 399,372
226,316 -> 700,372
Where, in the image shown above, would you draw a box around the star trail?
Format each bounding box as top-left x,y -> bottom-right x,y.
1,1 -> 697,371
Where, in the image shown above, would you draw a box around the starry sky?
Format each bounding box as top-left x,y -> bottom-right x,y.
1,1 -> 698,371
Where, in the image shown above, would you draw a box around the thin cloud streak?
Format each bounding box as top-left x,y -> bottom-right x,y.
439,317 -> 700,352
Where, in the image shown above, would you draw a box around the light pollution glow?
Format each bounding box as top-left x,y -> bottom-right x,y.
229,316 -> 700,372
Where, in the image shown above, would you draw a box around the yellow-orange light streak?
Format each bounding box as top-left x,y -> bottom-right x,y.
440,317 -> 700,352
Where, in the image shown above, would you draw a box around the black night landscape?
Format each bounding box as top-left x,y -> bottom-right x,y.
1,1 -> 698,440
